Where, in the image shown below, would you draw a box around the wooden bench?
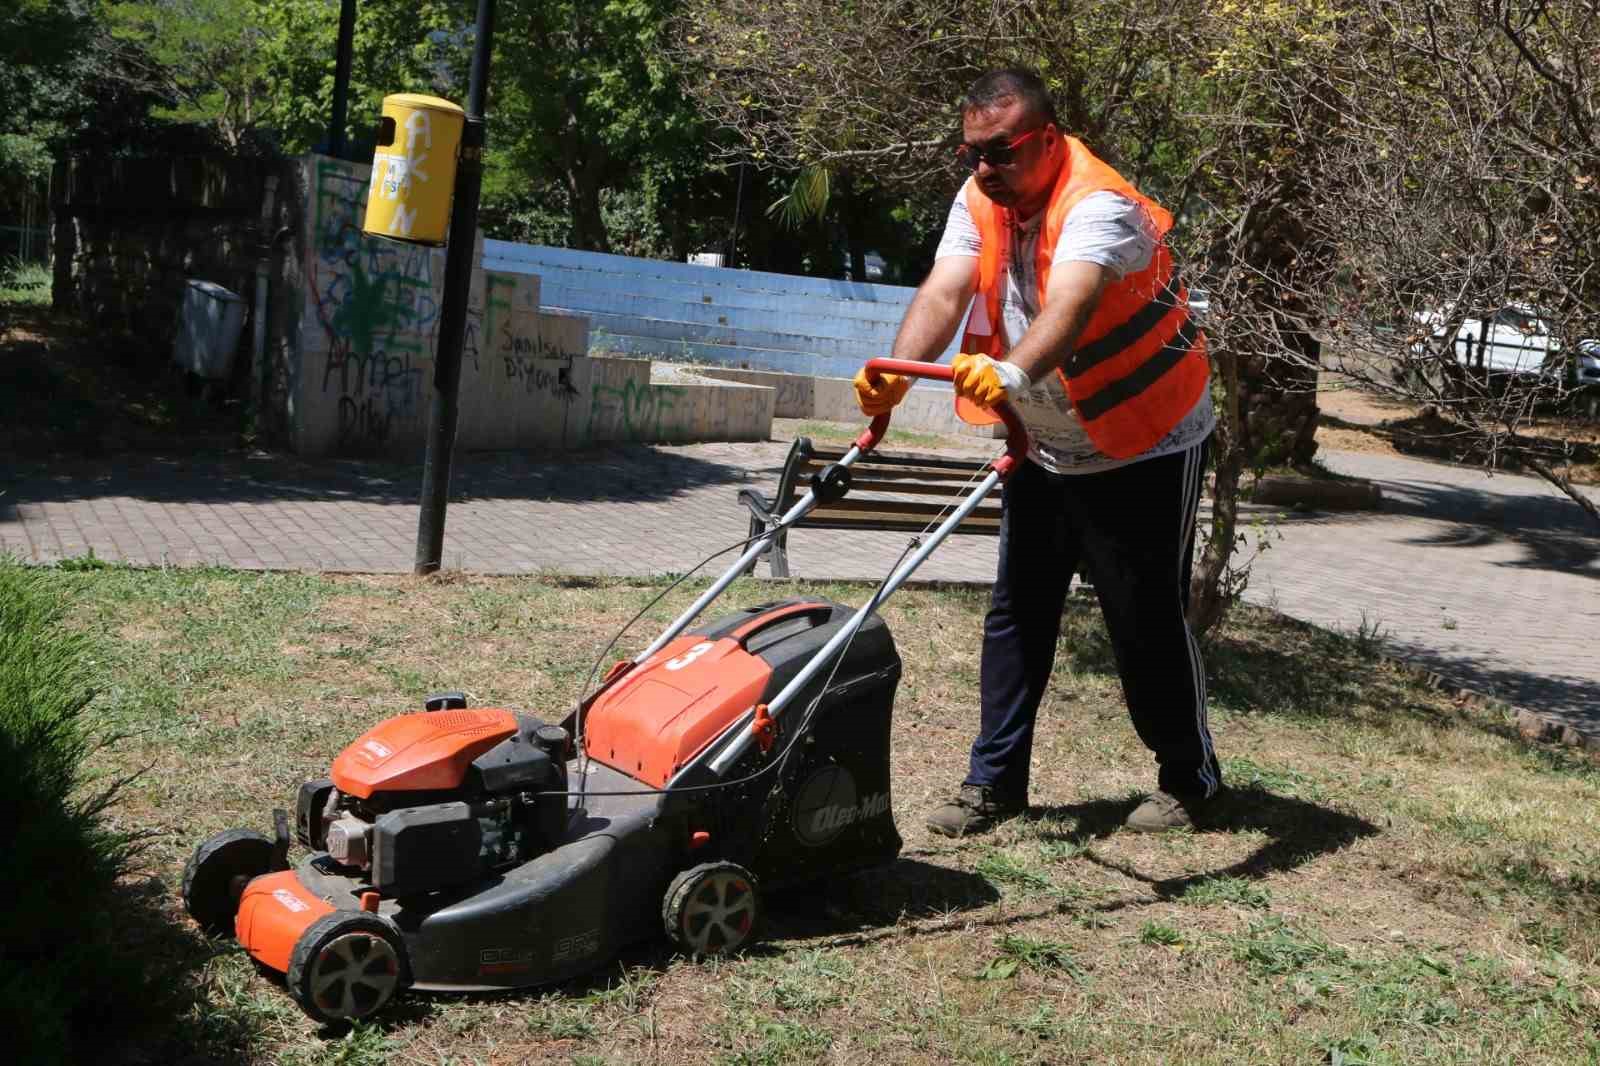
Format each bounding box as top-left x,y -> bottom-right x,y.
737,436 -> 1001,577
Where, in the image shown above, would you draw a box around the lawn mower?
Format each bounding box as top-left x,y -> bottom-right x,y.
181,360 -> 1027,1024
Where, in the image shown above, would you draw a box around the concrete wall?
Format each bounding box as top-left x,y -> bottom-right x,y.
283,155 -> 770,456
688,366 -> 1001,438
583,360 -> 774,446
482,240 -> 963,380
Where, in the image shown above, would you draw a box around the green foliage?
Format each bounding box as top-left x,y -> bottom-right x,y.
768,165 -> 831,229
0,559 -> 149,1064
1180,875 -> 1271,910
1228,917 -> 1348,976
106,0 -> 270,143
0,256 -> 51,305
976,934 -> 1086,981
0,1 -> 95,205
103,0 -> 461,153
488,0 -> 708,250
1138,921 -> 1185,946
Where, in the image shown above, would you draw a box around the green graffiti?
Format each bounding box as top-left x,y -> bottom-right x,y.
586,380 -> 687,444
309,158 -> 436,360
330,256 -> 430,357
485,274 -> 517,352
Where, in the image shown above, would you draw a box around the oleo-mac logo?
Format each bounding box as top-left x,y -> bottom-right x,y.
358,738 -> 393,764
792,765 -> 889,846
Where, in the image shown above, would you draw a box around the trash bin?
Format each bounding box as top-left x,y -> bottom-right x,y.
363,93 -> 465,246
172,279 -> 247,380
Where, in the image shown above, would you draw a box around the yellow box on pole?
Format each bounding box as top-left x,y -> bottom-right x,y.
362,93 -> 465,246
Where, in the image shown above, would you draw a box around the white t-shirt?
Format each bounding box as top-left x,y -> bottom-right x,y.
935,190 -> 1214,474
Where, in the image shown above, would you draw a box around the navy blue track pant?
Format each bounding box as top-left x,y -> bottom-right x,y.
965,437 -> 1220,802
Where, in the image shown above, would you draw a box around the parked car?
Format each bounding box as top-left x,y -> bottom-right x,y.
1413,302 -> 1559,377
1573,340 -> 1600,417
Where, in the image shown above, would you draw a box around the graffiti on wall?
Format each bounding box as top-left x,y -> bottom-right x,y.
585,379 -> 688,444
308,161 -> 437,448
484,272 -> 579,403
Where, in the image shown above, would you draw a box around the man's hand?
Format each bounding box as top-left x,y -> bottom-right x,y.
853,367 -> 913,415
952,353 -> 1029,409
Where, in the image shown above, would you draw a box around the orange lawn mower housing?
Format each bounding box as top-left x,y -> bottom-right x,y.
181,599 -> 902,1024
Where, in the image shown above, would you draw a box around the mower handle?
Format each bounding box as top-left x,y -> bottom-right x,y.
858,358 -> 1029,477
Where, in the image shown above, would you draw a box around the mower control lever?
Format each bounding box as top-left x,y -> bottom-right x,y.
859,358 -> 1029,477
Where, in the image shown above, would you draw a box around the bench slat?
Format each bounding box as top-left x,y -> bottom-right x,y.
794,462 -> 989,484
838,477 -> 994,497
804,447 -> 1001,473
809,497 -> 1004,520
802,513 -> 1003,534
740,437 -> 1004,577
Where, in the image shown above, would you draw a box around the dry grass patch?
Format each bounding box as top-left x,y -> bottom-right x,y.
41,568 -> 1600,1065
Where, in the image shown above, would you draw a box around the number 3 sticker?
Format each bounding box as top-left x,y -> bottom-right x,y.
665,641 -> 714,671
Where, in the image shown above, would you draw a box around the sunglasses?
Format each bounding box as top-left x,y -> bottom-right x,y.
955,127 -> 1046,172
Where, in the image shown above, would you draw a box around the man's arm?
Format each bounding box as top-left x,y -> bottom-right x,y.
890,255 -> 978,362
1004,260 -> 1110,383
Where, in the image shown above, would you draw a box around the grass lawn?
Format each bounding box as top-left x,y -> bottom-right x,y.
49,567 -> 1600,1065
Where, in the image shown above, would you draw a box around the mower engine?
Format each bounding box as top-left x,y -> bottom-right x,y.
294,700 -> 571,897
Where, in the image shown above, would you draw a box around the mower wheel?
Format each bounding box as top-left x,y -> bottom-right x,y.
287,911 -> 408,1025
662,861 -> 761,956
182,828 -> 275,936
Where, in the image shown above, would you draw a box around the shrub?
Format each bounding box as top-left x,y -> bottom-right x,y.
0,560 -> 149,1064
0,255 -> 50,305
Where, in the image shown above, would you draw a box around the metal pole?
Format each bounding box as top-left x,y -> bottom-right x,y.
328,0 -> 357,158
415,0 -> 495,574
728,162 -> 745,267
634,442 -> 870,664
703,468 -> 1005,779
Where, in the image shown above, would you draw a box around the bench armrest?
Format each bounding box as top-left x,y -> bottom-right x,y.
737,488 -> 777,525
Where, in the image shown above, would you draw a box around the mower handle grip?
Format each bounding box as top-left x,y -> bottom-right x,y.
858,358 -> 1029,475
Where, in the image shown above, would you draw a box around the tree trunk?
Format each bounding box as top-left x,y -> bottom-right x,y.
1233,197 -> 1324,470
1188,347 -> 1245,638
565,166 -> 610,252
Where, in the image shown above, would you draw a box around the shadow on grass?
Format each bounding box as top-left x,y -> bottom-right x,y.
1059,599 -> 1522,737
1030,789 -> 1379,902
762,857 -> 1002,943
61,876 -> 273,1065
717,791 -> 1374,953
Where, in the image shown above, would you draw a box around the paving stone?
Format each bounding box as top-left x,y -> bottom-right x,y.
1,442 -> 1594,740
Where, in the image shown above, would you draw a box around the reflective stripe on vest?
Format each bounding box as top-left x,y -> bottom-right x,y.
957,137 -> 1209,459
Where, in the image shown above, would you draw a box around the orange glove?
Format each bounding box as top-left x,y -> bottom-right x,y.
852,366 -> 913,415
952,353 -> 1029,409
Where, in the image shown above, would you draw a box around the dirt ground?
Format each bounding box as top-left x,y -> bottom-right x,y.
1315,371 -> 1600,484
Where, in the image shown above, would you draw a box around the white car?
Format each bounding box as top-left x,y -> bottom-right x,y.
1573,341 -> 1600,417
1414,303 -> 1559,377
1575,340 -> 1600,389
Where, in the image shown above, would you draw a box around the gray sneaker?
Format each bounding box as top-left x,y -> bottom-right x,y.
1124,790 -> 1209,833
926,784 -> 1025,838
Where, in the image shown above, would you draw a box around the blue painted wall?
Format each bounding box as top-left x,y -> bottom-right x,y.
482,240 -> 962,380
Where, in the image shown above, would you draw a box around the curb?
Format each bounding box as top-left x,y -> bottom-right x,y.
1248,473 -> 1384,511
1376,651 -> 1599,760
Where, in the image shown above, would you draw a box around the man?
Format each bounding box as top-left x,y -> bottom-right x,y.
854,69 -> 1219,836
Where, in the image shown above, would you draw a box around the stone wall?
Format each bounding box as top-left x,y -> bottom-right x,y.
691,365 -> 1000,438
50,154 -> 281,369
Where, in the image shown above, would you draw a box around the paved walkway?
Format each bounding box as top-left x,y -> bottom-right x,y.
3,438 -> 1596,739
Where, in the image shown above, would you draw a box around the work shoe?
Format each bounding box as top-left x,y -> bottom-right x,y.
925,784 -> 1025,838
1124,789 -> 1211,833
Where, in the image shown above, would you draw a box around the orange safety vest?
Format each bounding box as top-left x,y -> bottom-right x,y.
957,137 -> 1209,460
